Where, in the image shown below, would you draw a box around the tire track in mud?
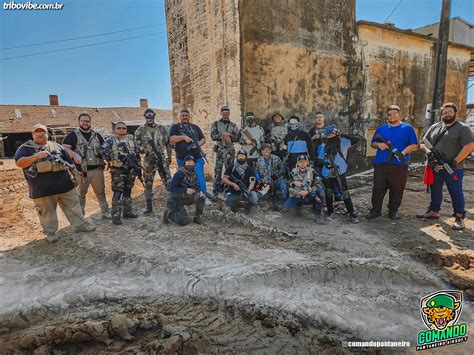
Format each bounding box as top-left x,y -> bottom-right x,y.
1,170 -> 473,353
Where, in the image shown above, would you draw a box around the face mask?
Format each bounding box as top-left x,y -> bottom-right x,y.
237,157 -> 247,164
184,165 -> 195,172
289,123 -> 299,130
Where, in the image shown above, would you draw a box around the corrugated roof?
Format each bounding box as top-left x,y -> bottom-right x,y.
0,105 -> 173,134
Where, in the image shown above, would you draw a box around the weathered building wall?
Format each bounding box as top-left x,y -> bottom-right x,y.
359,23 -> 471,130
165,0 -> 242,165
240,0 -> 364,133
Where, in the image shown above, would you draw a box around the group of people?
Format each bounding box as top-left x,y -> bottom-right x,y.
14,102 -> 473,242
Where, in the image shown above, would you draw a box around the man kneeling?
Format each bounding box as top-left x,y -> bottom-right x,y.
287,155 -> 324,224
163,155 -> 205,226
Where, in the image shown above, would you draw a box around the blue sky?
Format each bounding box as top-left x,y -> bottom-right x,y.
0,0 -> 472,109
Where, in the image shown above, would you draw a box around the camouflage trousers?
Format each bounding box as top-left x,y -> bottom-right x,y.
166,192 -> 205,226
144,154 -> 171,199
110,167 -> 137,220
111,167 -> 136,193
213,148 -> 234,194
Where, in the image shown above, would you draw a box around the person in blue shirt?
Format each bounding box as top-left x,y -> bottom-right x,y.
367,105 -> 418,220
163,155 -> 205,226
317,125 -> 361,223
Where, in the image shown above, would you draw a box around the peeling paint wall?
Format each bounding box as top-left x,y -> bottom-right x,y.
165,0 -> 242,165
358,24 -> 470,130
240,0 -> 364,134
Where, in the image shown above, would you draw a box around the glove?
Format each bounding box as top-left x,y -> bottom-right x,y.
427,151 -> 437,163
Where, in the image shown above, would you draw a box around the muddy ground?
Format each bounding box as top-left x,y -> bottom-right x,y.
0,158 -> 473,354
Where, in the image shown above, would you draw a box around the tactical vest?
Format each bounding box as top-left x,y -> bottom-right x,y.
212,119 -> 238,150
241,125 -> 265,159
22,140 -> 67,175
290,167 -> 314,187
256,155 -> 280,183
107,135 -> 136,168
73,129 -> 103,167
268,124 -> 287,152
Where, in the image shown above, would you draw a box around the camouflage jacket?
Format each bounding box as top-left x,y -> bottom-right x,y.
289,167 -> 315,197
255,154 -> 282,184
134,123 -> 171,161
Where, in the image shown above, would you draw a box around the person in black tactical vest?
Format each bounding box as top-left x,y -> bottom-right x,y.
222,149 -> 258,212
15,124 -> 96,242
62,113 -> 110,219
163,155 -> 205,226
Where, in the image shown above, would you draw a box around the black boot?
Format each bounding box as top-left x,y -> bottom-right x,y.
111,199 -> 122,225
143,199 -> 153,215
122,198 -> 138,218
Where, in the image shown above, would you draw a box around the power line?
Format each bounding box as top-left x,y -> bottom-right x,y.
0,23 -> 165,51
0,31 -> 166,61
383,0 -> 403,23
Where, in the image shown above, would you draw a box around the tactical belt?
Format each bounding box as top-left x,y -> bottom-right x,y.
86,165 -> 102,170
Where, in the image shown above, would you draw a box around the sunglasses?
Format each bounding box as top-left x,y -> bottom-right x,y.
116,127 -> 127,130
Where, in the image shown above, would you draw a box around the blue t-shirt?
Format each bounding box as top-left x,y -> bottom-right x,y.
371,123 -> 418,165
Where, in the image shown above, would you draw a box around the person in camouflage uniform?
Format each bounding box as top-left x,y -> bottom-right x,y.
268,112 -> 288,160
287,154 -> 324,224
101,122 -> 140,225
163,155 -> 205,226
255,143 -> 288,210
210,105 -> 240,195
134,109 -> 172,214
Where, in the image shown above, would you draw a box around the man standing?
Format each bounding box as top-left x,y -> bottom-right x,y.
15,124 -> 96,242
239,112 -> 265,167
288,155 -> 324,223
417,103 -> 474,230
101,122 -> 140,225
317,126 -> 361,223
62,113 -> 110,219
210,105 -> 240,195
268,112 -> 288,160
367,105 -> 418,220
169,109 -> 207,193
309,112 -> 327,153
163,155 -> 205,226
255,143 -> 289,210
284,115 -> 315,172
222,149 -> 258,212
134,108 -> 172,214
309,113 -> 343,202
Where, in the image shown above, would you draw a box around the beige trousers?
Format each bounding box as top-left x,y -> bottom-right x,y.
33,188 -> 86,234
77,167 -> 109,214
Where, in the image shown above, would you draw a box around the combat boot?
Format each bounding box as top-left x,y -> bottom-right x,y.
314,210 -> 324,225
143,199 -> 153,215
101,210 -> 112,219
122,198 -> 138,218
193,215 -> 204,225
111,199 -> 122,225
162,209 -> 170,224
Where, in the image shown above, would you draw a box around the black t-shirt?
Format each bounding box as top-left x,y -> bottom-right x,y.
224,163 -> 256,192
14,143 -> 75,199
62,130 -> 105,150
169,123 -> 205,160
